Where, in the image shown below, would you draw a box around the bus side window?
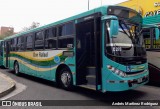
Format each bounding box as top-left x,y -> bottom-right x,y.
21,36 -> 25,51
17,37 -> 21,51
26,35 -> 33,50
52,28 -> 57,37
17,36 -> 25,51
11,38 -> 16,51
59,38 -> 74,48
12,38 -> 16,51
35,31 -> 44,49
0,42 -> 3,56
44,29 -> 57,49
58,22 -> 74,49
4,42 -> 6,52
10,39 -> 14,51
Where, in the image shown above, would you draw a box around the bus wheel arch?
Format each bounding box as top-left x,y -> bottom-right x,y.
56,64 -> 73,90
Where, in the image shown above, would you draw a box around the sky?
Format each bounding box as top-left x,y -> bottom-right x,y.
0,0 -> 127,32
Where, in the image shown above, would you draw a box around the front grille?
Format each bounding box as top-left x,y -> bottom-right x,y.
126,70 -> 144,75
118,58 -> 147,65
126,70 -> 145,76
107,54 -> 147,65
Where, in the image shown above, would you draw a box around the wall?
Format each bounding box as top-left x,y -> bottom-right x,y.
0,26 -> 14,35
118,0 -> 160,17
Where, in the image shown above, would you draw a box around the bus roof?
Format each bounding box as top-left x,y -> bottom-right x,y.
4,5 -> 140,40
4,5 -> 109,40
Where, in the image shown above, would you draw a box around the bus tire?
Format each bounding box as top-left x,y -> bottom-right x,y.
58,67 -> 73,90
14,61 -> 19,75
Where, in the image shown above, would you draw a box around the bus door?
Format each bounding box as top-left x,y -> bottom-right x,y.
76,15 -> 101,90
6,41 -> 10,68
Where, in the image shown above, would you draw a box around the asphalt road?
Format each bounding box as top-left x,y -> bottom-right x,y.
0,68 -> 160,109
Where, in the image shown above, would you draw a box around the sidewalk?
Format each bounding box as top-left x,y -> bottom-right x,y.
0,72 -> 16,98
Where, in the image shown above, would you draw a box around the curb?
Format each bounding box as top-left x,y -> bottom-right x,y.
0,73 -> 16,98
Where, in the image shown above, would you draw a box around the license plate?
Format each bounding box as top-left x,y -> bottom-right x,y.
137,78 -> 142,83
131,83 -> 137,87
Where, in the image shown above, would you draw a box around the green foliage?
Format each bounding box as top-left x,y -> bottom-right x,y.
21,22 -> 40,32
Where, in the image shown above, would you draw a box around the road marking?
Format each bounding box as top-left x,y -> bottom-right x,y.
0,82 -> 27,100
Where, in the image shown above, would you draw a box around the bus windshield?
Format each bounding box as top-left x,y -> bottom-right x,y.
106,19 -> 146,57
105,8 -> 147,64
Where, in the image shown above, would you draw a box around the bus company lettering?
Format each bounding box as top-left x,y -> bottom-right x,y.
145,2 -> 160,17
145,9 -> 160,17
39,52 -> 48,57
154,2 -> 160,7
33,52 -> 48,57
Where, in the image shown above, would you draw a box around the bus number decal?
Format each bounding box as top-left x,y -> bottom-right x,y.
112,47 -> 122,52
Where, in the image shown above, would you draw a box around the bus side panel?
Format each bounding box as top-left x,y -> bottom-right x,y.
9,59 -> 14,70
33,50 -> 67,80
0,55 -> 3,67
9,52 -> 15,70
3,42 -> 6,68
3,52 -> 6,68
64,54 -> 76,85
9,52 -> 25,72
8,50 -> 69,81
0,41 -> 4,67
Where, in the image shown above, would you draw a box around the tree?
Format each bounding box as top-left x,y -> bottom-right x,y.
21,22 -> 40,32
30,22 -> 40,29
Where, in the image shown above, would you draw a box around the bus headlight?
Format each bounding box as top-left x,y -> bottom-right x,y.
107,65 -> 126,77
115,69 -> 120,75
119,71 -> 126,77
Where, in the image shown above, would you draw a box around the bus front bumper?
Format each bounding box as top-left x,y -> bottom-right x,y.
102,72 -> 149,92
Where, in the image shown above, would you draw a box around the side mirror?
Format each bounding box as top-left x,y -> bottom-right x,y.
110,20 -> 119,37
155,28 -> 159,40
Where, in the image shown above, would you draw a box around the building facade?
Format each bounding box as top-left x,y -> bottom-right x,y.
119,0 -> 160,25
119,0 -> 160,49
0,26 -> 14,36
118,0 -> 160,17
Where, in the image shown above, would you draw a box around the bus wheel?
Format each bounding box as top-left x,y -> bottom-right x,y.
14,62 -> 19,75
59,67 -> 73,90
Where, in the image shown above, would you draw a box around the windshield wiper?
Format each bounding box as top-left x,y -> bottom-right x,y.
119,23 -> 129,37
119,20 -> 133,39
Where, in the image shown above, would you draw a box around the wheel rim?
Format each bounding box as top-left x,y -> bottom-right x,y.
15,63 -> 18,74
61,71 -> 71,87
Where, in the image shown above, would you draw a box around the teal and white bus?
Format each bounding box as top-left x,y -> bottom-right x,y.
2,5 -> 154,92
